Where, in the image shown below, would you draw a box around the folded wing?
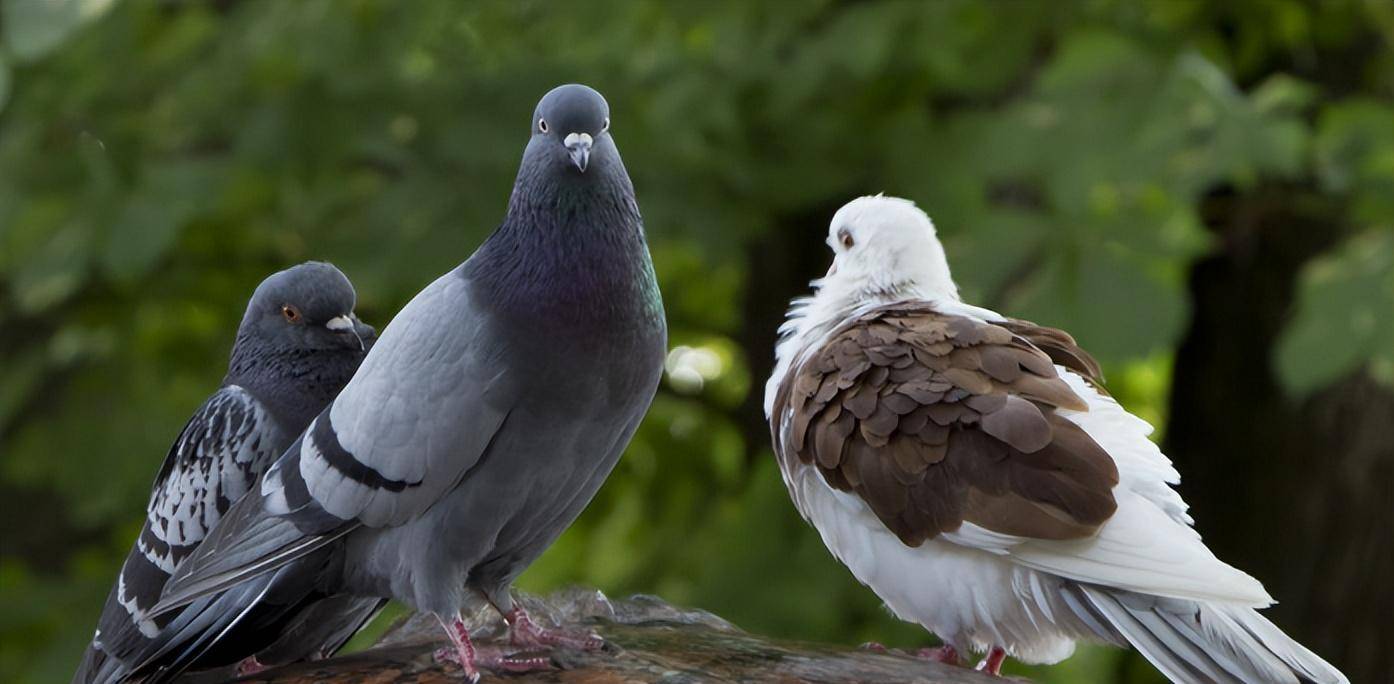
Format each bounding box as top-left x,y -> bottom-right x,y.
772,301 -> 1269,606
75,386 -> 284,683
772,301 -> 1119,547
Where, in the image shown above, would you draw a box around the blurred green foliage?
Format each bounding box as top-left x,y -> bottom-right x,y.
2,2 -> 1391,683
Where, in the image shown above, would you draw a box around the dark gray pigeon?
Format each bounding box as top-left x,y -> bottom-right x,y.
73,261 -> 382,684
136,84 -> 667,682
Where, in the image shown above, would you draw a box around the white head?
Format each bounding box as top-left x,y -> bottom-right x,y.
819,195 -> 959,303
764,195 -> 960,417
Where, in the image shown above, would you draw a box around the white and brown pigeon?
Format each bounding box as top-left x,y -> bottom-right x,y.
73,261 -> 382,684
765,195 -> 1348,684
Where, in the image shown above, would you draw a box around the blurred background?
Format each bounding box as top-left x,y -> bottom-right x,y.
2,1 -> 1391,682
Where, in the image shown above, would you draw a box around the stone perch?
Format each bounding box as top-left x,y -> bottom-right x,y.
228,588 -> 1023,683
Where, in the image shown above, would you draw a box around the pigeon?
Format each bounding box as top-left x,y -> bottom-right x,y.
133,84 -> 667,683
765,195 -> 1348,684
73,261 -> 382,684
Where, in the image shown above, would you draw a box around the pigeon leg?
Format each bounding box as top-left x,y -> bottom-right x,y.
432,614 -> 481,683
504,605 -> 605,651
433,612 -> 554,679
974,645 -> 1007,675
859,641 -> 890,653
916,644 -> 961,666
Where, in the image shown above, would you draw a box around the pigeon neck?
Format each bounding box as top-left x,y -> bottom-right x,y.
470,164 -> 664,331
225,337 -> 361,427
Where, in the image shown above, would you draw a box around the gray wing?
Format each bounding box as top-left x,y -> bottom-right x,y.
74,386 -> 284,683
152,272 -> 513,615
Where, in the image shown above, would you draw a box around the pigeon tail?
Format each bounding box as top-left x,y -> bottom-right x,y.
72,643 -> 128,684
1072,584 -> 1348,684
254,594 -> 386,664
130,573 -> 280,684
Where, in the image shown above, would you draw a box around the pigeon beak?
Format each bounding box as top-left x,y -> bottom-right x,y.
826,261 -> 839,277
326,315 -> 365,352
564,132 -> 593,173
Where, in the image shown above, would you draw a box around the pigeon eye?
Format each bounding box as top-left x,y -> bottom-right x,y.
281,305 -> 302,324
839,229 -> 855,249
537,118 -> 549,134
602,117 -> 610,132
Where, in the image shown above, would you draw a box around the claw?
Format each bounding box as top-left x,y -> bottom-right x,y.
975,645 -> 1007,676
479,651 -> 552,672
505,606 -> 605,651
917,645 -> 961,666
235,656 -> 269,676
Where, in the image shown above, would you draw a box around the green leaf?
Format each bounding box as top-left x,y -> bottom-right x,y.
0,51 -> 11,113
102,160 -> 224,282
1,0 -> 115,62
1314,99 -> 1394,223
10,223 -> 93,314
1276,229 -> 1394,395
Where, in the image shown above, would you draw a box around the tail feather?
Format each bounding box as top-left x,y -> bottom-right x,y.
131,575 -> 276,684
71,643 -> 128,684
255,595 -> 386,664
1076,585 -> 1348,684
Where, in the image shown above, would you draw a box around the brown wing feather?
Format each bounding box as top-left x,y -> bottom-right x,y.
999,318 -> 1106,390
774,302 -> 1119,547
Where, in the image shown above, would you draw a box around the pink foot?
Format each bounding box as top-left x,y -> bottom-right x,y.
975,645 -> 1007,676
859,641 -> 890,653
916,645 -> 961,666
235,656 -> 269,676
505,606 -> 604,651
433,615 -> 481,682
433,613 -> 556,680
436,646 -> 551,673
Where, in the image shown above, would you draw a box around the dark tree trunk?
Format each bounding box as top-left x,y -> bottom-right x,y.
1166,183 -> 1394,682
734,203 -> 846,464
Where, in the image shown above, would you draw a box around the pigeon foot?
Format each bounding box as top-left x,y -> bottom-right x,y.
505,606 -> 605,651
916,645 -> 961,666
975,645 -> 1006,676
858,641 -> 890,653
235,655 -> 269,676
433,614 -> 481,682
478,648 -> 552,673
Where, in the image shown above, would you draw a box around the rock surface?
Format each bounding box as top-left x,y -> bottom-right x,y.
229,588 -> 1023,683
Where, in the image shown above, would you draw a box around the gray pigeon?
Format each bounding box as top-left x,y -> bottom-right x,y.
73,261 -> 382,684
135,84 -> 667,683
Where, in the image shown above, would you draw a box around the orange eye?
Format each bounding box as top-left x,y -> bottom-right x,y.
281,305 -> 302,323
839,229 -> 855,249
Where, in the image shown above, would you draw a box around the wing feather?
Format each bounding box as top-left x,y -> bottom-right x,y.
78,386 -> 285,681
772,301 -> 1119,548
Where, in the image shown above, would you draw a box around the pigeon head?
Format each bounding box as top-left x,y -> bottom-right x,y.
529,84 -> 613,175
238,261 -> 375,355
820,195 -> 959,303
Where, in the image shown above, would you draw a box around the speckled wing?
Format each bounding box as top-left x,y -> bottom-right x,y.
82,385 -> 284,672
771,301 -> 1119,547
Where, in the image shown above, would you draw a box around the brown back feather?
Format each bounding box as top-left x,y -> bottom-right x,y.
772,302 -> 1119,547
999,318 -> 1106,391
